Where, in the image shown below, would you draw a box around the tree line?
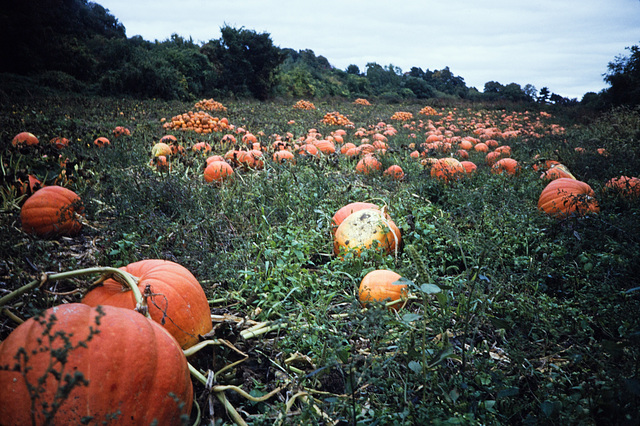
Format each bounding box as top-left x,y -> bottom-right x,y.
1,0 -> 636,108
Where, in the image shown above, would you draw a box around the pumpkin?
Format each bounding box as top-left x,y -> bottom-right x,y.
152,142 -> 172,157
82,259 -> 213,349
113,126 -> 131,137
93,137 -> 110,147
430,157 -> 465,183
355,155 -> 382,174
491,158 -> 520,175
160,135 -> 178,144
383,165 -> 405,180
359,270 -> 408,310
538,178 -> 599,219
461,160 -> 477,174
20,185 -> 84,238
11,132 -> 39,147
334,208 -> 401,256
49,137 -> 69,149
192,142 -> 212,153
206,154 -> 226,165
604,176 -> 640,199
331,202 -> 380,233
273,150 -> 295,164
540,164 -> 575,181
0,304 -> 193,424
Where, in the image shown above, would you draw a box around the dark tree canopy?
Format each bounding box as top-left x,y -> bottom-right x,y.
604,43 -> 640,106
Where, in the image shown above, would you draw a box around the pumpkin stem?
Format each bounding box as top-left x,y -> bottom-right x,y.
0,267 -> 148,318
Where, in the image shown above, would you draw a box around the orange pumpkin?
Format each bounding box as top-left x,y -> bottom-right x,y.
383,165 -> 405,180
11,132 -> 39,147
49,137 -> 69,149
93,137 -> 110,147
359,270 -> 408,310
540,164 -> 575,181
333,208 -> 401,256
430,158 -> 465,183
355,155 -> 382,174
491,158 -> 520,175
461,160 -> 477,174
204,160 -> 234,183
0,304 -> 193,424
273,150 -> 295,164
538,178 -> 599,219
82,259 -> 213,349
20,185 -> 84,238
151,142 -> 172,157
604,176 -> 640,199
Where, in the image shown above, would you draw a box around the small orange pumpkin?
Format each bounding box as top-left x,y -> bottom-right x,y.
383,165 -> 405,180
204,160 -> 234,183
538,178 -> 599,219
20,185 -> 84,238
430,158 -> 465,183
93,137 -> 110,147
82,259 -> 213,349
49,137 -> 69,149
273,150 -> 295,164
12,132 -> 39,147
604,176 -> 640,199
491,158 -> 520,175
356,155 -> 382,174
359,269 -> 408,310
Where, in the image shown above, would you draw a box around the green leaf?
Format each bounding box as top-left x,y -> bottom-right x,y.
401,313 -> 423,323
408,360 -> 422,374
420,283 -> 441,294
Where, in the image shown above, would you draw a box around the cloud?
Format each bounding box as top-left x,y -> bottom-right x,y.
99,0 -> 640,99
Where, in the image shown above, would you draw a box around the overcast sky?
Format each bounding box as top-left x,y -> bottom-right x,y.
97,0 -> 640,99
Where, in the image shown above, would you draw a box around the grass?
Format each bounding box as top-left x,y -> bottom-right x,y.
1,94 -> 639,425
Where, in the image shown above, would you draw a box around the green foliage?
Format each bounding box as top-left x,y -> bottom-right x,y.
604,42 -> 640,106
1,87 -> 639,425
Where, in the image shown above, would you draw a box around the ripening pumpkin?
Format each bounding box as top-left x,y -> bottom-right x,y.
538,178 -> 599,219
82,259 -> 213,349
359,269 -> 408,310
152,142 -> 172,157
333,208 -> 401,257
430,157 -> 465,183
604,175 -> 640,199
331,202 -> 380,233
461,160 -> 477,174
0,304 -> 193,424
20,185 -> 84,238
11,132 -> 39,147
540,163 -> 575,181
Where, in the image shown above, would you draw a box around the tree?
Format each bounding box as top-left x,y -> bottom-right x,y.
604,43 -> 640,105
538,87 -> 550,103
346,64 -> 361,75
201,25 -> 284,99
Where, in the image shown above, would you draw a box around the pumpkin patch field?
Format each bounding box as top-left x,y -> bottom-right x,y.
1,95 -> 639,425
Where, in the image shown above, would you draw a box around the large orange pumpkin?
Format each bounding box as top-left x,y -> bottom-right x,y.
491,158 -> 520,175
20,186 -> 84,238
333,208 -> 401,256
82,259 -> 213,349
538,178 -> 599,219
359,269 -> 408,311
0,304 -> 193,424
355,155 -> 382,174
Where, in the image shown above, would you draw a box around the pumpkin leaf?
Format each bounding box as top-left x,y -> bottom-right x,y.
408,360 -> 422,374
401,313 -> 423,323
392,277 -> 413,286
420,283 -> 441,294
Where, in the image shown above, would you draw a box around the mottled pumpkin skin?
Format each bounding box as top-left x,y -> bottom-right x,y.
538,178 -> 599,218
0,304 -> 193,425
20,185 -> 84,238
331,202 -> 380,233
333,208 -> 401,256
82,259 -> 213,349
359,270 -> 408,310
